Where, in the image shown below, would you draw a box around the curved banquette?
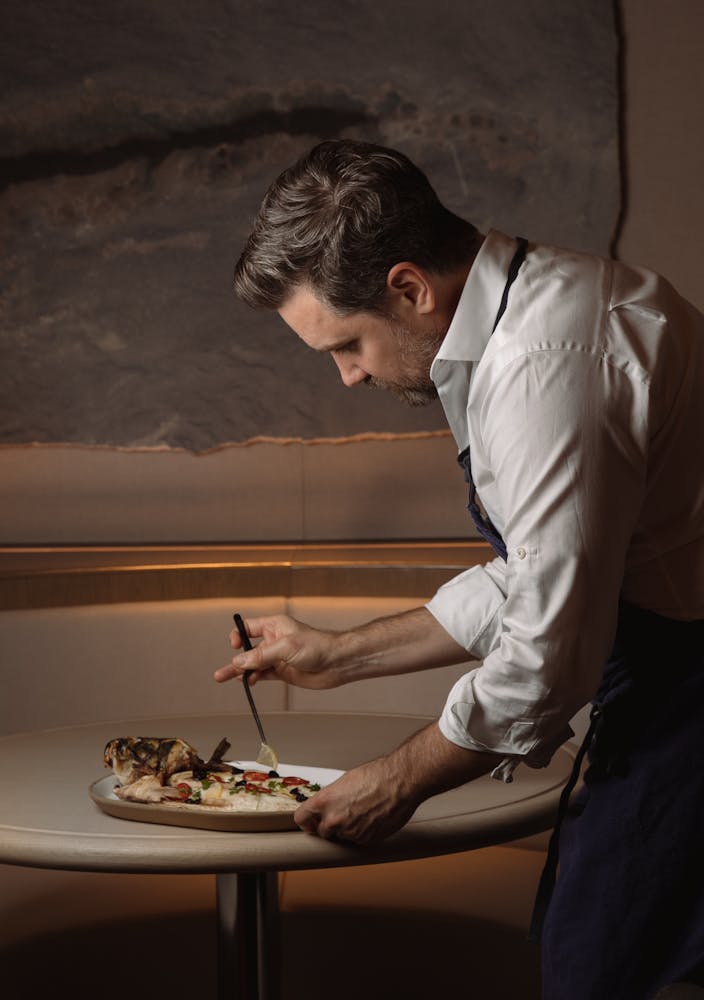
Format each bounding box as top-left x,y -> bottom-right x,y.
0,543 -> 554,998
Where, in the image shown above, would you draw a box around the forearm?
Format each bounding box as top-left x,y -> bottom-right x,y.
386,720 -> 500,801
216,606 -> 472,689
333,606 -> 474,684
294,721 -> 502,843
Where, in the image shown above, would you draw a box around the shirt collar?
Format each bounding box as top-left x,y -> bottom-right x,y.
430,230 -> 519,450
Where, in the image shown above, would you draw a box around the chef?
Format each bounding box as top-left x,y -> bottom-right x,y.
215,139 -> 704,998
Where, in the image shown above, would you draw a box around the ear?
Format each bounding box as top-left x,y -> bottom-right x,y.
386,262 -> 436,315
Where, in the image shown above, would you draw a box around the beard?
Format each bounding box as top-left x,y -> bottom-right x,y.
364,318 -> 446,407
365,376 -> 438,407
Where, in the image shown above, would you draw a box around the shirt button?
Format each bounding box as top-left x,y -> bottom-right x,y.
516,546 -> 527,560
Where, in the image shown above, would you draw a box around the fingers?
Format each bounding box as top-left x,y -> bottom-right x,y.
294,801 -> 322,836
293,758 -> 419,845
228,616 -> 272,649
215,631 -> 296,683
220,616 -> 292,677
214,648 -> 253,683
294,798 -> 344,842
218,622 -> 282,682
228,623 -> 250,650
214,662 -> 247,683
214,660 -> 277,684
294,780 -> 338,838
294,802 -> 374,845
216,613 -> 328,687
293,772 -> 382,844
213,663 -> 238,683
240,634 -> 293,672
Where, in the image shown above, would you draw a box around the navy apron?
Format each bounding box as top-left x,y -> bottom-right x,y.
458,238 -> 704,999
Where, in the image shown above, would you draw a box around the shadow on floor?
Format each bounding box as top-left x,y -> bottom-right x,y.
1,909 -> 541,1000
282,909 -> 541,1000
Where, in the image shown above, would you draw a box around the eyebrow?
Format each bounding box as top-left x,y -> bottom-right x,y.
316,337 -> 357,354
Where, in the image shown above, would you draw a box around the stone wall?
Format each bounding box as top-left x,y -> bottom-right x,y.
0,1 -> 619,452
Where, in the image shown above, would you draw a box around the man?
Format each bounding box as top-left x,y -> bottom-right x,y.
215,139 -> 704,997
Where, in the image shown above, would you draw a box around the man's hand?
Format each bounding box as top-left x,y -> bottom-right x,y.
294,722 -> 502,845
294,757 -> 421,845
214,607 -> 473,689
214,614 -> 342,689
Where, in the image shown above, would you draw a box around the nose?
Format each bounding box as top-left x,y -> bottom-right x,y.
332,355 -> 367,387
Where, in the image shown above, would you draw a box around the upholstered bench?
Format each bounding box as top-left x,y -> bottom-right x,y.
0,594 -> 551,998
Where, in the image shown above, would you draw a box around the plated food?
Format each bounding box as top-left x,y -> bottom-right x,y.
103,736 -> 322,813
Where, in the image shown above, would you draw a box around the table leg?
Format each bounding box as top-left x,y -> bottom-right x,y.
216,871 -> 281,1000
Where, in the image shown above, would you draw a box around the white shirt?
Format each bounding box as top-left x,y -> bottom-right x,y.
427,230 -> 704,769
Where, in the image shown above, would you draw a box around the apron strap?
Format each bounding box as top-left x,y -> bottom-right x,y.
457,237 -> 529,562
492,236 -> 528,333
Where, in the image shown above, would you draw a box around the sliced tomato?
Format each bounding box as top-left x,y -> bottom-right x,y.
245,782 -> 272,794
282,776 -> 308,786
243,770 -> 270,782
175,782 -> 191,800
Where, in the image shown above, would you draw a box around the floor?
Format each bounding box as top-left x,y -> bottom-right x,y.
1,907 -> 542,1000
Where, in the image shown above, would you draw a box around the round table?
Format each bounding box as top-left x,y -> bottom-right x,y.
0,712 -> 574,998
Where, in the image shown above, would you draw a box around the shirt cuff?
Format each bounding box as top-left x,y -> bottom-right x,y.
425,561 -> 506,658
438,672 -> 574,777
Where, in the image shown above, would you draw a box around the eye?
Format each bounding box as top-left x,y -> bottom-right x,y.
332,339 -> 358,355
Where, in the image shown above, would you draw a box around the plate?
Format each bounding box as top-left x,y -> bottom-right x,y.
90,761 -> 344,832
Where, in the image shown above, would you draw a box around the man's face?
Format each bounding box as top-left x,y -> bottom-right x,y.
277,286 -> 445,407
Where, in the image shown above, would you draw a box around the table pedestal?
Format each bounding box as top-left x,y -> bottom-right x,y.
217,872 -> 281,1000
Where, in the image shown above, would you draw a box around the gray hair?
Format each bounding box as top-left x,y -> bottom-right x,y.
234,139 -> 478,315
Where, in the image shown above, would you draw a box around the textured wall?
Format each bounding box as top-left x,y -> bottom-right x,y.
0,1 -> 620,452
616,0 -> 704,312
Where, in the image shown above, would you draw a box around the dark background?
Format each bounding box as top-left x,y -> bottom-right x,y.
0,0 -> 619,451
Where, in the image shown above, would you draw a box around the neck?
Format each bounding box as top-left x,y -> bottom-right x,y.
436,232 -> 485,324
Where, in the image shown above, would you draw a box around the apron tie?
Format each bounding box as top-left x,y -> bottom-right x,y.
529,605 -> 704,943
527,704 -> 602,944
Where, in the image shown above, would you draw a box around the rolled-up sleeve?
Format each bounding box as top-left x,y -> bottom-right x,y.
426,556 -> 506,657
428,347 -> 649,767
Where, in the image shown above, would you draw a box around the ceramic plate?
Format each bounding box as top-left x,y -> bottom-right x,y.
90,761 -> 344,832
